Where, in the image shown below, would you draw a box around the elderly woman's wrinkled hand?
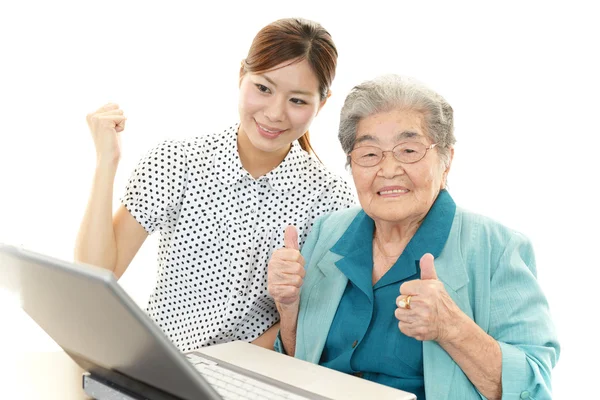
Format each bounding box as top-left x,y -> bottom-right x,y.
394,253 -> 463,343
267,226 -> 306,311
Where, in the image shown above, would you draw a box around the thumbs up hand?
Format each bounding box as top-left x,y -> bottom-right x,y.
268,226 -> 305,312
394,253 -> 463,344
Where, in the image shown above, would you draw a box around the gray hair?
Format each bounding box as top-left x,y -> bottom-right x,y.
338,74 -> 456,167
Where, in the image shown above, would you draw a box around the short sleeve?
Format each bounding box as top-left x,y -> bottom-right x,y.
489,233 -> 560,399
121,140 -> 189,234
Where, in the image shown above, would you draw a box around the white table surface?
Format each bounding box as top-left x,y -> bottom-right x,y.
1,351 -> 90,400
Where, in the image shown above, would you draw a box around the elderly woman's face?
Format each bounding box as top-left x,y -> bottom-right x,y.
351,108 -> 452,225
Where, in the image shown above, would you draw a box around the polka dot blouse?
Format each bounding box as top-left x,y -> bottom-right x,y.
121,124 -> 357,352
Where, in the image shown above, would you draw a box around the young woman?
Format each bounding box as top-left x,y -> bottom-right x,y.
75,18 -> 356,353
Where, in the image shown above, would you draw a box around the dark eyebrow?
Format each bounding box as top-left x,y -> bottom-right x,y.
355,130 -> 422,145
261,74 -> 314,96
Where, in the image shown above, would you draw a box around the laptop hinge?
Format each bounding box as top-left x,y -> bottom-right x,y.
70,351 -> 185,400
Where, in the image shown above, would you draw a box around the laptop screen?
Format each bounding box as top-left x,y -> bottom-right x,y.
0,244 -> 220,400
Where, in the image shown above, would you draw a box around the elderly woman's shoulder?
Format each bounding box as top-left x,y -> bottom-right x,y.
455,207 -> 533,249
453,207 -> 538,279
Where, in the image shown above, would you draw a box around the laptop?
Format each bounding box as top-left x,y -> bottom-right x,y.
0,244 -> 416,400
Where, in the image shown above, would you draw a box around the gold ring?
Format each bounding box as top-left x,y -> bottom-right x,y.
398,295 -> 412,310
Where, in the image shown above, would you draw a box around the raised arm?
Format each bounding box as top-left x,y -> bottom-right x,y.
74,103 -> 148,278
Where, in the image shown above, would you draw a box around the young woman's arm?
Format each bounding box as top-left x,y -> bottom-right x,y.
75,194 -> 148,278
251,322 -> 281,350
74,104 -> 148,278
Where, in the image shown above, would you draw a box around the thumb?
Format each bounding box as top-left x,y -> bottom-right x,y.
284,225 -> 299,250
420,253 -> 438,280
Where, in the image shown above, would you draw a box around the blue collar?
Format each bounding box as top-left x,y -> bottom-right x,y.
330,190 -> 456,295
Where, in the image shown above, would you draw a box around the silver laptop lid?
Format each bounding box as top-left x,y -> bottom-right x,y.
0,243 -> 221,400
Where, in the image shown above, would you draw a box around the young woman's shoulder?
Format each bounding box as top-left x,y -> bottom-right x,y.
179,124 -> 239,154
138,124 -> 238,170
302,152 -> 344,181
122,125 -> 239,228
299,151 -> 357,203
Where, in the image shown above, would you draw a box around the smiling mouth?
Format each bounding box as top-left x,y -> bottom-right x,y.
255,121 -> 287,136
378,189 -> 409,196
259,125 -> 284,133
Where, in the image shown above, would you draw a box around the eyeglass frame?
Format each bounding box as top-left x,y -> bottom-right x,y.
348,142 -> 439,167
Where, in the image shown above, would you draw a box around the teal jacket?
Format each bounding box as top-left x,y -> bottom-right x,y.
277,206 -> 559,400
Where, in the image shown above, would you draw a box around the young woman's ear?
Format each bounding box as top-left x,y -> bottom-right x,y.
238,60 -> 246,87
316,90 -> 331,116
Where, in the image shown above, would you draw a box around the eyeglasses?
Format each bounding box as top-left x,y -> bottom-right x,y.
349,142 -> 438,167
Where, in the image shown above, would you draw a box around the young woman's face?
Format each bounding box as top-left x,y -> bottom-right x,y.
238,59 -> 325,154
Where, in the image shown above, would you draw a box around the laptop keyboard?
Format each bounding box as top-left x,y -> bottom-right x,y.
186,354 -> 311,400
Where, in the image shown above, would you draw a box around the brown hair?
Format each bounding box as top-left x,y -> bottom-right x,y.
240,18 -> 338,154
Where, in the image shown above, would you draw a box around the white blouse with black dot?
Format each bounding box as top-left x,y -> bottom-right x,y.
121,124 -> 356,352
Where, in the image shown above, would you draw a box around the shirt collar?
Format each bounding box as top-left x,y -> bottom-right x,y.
331,190 -> 455,258
407,189 -> 456,260
330,189 -> 456,289
214,123 -> 247,186
264,140 -> 305,191
213,123 -> 305,191
330,210 -> 374,259
330,211 -> 375,299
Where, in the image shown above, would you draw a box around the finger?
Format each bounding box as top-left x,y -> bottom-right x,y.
90,112 -> 126,126
276,273 -> 303,288
400,279 -> 421,296
284,225 -> 299,250
290,262 -> 306,279
268,260 -> 305,282
400,280 -> 424,296
395,306 -> 415,321
398,320 -> 419,339
97,115 -> 127,124
420,253 -> 438,280
88,113 -> 127,126
95,103 -> 119,113
95,109 -> 125,117
115,120 -> 126,133
274,248 -> 304,264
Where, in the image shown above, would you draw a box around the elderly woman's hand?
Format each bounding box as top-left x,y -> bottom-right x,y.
267,226 -> 306,312
394,253 -> 464,343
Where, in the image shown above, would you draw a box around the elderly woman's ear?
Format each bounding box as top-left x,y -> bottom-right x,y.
441,147 -> 454,189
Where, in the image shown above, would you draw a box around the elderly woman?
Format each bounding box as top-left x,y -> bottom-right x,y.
267,75 -> 559,399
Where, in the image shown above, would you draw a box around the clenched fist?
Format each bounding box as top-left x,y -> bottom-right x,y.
86,102 -> 127,164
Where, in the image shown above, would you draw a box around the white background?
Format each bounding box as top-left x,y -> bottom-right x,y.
0,1 -> 597,398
